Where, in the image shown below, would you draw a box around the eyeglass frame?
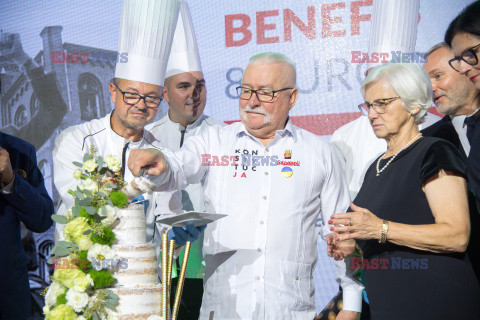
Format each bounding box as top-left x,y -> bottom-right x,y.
113,83 -> 163,109
235,86 -> 293,102
448,43 -> 480,72
358,96 -> 401,116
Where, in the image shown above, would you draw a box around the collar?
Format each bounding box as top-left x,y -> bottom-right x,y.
105,112 -> 146,146
166,112 -> 205,131
234,117 -> 296,143
456,108 -> 480,128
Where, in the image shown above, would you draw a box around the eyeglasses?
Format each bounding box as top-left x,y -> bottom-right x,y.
236,86 -> 293,102
358,97 -> 401,116
448,43 -> 480,72
114,83 -> 162,109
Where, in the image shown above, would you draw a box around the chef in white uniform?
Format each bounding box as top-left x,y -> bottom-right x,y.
128,52 -> 363,320
146,2 -> 223,318
330,0 -> 439,199
53,0 -> 183,242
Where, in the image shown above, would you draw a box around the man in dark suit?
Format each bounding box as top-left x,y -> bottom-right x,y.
0,132 -> 54,319
422,42 -> 480,282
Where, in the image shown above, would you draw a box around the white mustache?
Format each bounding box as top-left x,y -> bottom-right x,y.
240,105 -> 273,124
242,105 -> 267,115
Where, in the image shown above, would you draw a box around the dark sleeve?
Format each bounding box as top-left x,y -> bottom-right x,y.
420,139 -> 467,184
3,144 -> 54,233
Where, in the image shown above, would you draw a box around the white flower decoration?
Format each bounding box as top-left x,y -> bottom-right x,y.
82,159 -> 98,172
73,169 -> 83,179
77,236 -> 94,251
99,205 -> 115,217
87,244 -> 118,270
73,273 -> 94,292
66,208 -> 74,220
105,155 -> 122,172
101,206 -> 118,227
66,287 -> 89,312
147,316 -> 166,320
80,178 -> 98,192
44,281 -> 66,307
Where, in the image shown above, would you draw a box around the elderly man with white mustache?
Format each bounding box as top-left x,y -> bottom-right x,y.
127,52 -> 363,320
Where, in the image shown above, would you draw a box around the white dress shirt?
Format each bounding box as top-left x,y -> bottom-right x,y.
52,112 -> 182,241
148,113 -> 224,278
152,120 -> 363,319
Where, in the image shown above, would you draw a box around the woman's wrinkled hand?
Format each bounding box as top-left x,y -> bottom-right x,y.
328,202 -> 383,241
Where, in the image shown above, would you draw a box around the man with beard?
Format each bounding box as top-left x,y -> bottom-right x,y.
422,42 -> 480,281
52,0 -> 189,246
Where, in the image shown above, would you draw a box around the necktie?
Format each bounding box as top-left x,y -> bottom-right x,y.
465,115 -> 479,144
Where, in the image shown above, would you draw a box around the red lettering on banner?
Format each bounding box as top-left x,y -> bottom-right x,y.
256,10 -> 279,44
225,14 -> 252,47
241,172 -> 247,178
350,0 -> 372,36
283,7 -> 316,42
321,2 -> 346,38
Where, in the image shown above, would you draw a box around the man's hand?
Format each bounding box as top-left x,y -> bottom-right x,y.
326,233 -> 356,260
336,310 -> 360,320
128,148 -> 167,176
168,224 -> 207,246
0,147 -> 14,184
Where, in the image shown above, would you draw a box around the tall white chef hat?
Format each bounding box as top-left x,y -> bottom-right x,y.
115,0 -> 180,86
165,1 -> 202,79
368,0 -> 420,69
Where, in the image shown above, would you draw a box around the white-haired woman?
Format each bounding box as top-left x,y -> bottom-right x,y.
327,63 -> 480,320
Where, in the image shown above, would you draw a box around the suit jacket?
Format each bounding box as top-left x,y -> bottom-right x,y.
422,116 -> 480,283
0,132 -> 54,320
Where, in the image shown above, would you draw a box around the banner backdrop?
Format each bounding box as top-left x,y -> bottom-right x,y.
0,0 -> 472,316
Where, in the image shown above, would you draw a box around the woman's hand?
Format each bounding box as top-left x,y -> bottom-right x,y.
326,233 -> 356,260
329,202 -> 383,241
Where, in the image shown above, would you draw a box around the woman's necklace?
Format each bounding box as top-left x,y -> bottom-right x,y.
376,133 -> 422,176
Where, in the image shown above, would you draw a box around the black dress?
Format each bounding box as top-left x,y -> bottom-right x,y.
354,137 -> 480,320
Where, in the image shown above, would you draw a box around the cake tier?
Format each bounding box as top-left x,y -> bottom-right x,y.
114,204 -> 147,244
109,285 -> 163,320
113,243 -> 159,287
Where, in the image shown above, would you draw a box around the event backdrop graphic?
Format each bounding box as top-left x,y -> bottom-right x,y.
0,0 -> 472,315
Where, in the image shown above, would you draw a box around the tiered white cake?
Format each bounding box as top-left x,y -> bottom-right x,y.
109,204 -> 163,319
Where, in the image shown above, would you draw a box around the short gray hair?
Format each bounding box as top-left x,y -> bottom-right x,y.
361,63 -> 433,124
425,42 -> 451,60
246,52 -> 296,86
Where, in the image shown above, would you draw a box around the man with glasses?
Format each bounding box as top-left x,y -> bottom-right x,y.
146,2 -> 223,318
52,77 -> 184,242
422,42 -> 480,281
52,0 -> 190,244
126,52 -> 363,320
